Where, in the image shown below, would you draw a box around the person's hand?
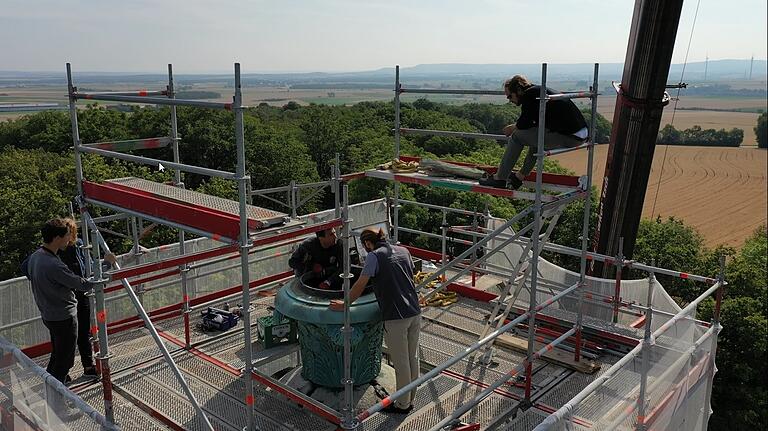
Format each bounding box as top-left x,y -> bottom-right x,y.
329,299 -> 345,311
503,124 -> 517,137
312,263 -> 323,274
318,280 -> 331,290
104,253 -> 117,265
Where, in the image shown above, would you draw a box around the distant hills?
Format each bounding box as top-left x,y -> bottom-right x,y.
1,60 -> 765,87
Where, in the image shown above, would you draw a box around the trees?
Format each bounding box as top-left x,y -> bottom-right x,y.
756,112 -> 767,149
698,226 -> 767,429
657,124 -> 744,147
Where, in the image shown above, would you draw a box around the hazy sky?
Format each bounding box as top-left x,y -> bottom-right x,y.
1,0 -> 766,73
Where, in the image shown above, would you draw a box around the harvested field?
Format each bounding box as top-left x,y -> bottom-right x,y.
553,145 -> 767,248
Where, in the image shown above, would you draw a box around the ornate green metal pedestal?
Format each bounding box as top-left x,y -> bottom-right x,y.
274,274 -> 383,388
297,320 -> 383,388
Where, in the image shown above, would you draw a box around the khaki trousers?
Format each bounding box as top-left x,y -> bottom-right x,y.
384,314 -> 421,408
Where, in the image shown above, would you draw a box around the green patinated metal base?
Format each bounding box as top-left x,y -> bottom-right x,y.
297,320 -> 384,388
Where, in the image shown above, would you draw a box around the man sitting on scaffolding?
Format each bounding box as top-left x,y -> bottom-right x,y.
479,75 -> 588,190
288,227 -> 343,289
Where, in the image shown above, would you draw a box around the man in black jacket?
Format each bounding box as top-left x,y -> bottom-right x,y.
479,75 -> 588,189
288,228 -> 343,289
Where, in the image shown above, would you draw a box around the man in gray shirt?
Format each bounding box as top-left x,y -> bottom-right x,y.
24,218 -> 114,383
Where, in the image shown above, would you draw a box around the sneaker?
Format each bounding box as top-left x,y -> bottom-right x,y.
82,366 -> 98,377
63,374 -> 73,386
383,404 -> 414,414
478,176 -> 507,188
508,176 -> 523,190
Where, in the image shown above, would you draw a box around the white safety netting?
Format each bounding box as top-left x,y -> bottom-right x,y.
0,336 -> 119,430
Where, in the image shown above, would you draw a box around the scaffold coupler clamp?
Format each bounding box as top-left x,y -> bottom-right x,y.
339,408 -> 360,430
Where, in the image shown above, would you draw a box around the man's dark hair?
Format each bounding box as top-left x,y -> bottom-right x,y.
41,218 -> 69,243
316,228 -> 333,238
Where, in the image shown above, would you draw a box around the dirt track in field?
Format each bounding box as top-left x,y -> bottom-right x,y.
553,145 -> 767,248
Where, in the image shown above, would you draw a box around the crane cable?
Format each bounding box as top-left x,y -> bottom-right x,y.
650,0 -> 702,220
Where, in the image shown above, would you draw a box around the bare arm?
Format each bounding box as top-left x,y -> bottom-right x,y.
329,274 -> 370,311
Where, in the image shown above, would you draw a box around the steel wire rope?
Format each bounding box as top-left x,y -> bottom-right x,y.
650,0 -> 703,219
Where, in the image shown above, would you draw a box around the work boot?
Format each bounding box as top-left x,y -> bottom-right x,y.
82,366 -> 98,378
508,176 -> 523,190
383,404 -> 413,414
478,176 -> 507,188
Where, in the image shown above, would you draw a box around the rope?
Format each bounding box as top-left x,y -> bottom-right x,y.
650,0 -> 702,220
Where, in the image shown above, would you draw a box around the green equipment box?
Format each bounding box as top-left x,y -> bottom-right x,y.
257,316 -> 297,349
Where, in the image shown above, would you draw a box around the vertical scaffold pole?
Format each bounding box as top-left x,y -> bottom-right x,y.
68,65 -> 102,380
168,64 -> 192,349
636,267 -> 656,430
340,183 -> 357,429
290,180 -> 298,219
700,255 -> 725,431
334,153 -> 341,218
441,209 -> 448,266
392,65 -> 401,244
233,63 -> 255,431
575,63 -> 599,362
79,206 -> 100,375
613,237 -> 625,324
523,63 -> 548,403
130,217 -> 145,308
89,219 -> 115,424
66,64 -> 85,200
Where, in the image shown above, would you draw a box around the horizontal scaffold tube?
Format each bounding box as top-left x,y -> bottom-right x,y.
73,92 -> 234,110
399,127 -> 509,141
540,142 -> 605,157
82,136 -> 173,152
79,145 -> 238,179
400,88 -> 505,96
355,281 -> 581,423
76,90 -> 168,97
546,91 -> 598,101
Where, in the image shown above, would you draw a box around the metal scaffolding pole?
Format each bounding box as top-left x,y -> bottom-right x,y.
168,64 -> 193,349
89,221 -> 115,425
700,256 -> 725,431
523,63 -> 548,404
334,153 -> 341,218
635,268 -> 656,430
231,63 -> 256,431
392,65 -> 401,244
612,237 -> 626,325
339,183 -> 357,429
66,64 -> 84,199
575,63 -> 599,362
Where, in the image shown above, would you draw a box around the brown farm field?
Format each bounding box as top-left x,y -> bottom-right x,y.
552,145 -> 767,248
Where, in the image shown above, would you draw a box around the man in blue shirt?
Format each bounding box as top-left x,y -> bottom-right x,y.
330,229 -> 421,414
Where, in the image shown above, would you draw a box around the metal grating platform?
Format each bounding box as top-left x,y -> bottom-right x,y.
42,293 -> 629,430
106,177 -> 287,229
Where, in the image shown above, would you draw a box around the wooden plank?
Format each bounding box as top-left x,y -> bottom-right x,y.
494,333 -> 600,374
420,311 -> 600,374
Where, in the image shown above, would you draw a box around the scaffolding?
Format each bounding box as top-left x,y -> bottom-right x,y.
0,62 -> 726,431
